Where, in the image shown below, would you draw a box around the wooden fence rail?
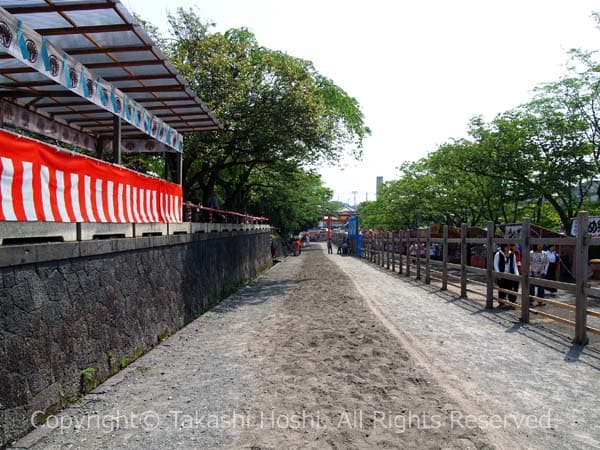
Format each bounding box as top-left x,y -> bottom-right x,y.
359,211 -> 599,346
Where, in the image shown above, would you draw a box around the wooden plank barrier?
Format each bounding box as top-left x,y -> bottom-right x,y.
358,211 -> 597,346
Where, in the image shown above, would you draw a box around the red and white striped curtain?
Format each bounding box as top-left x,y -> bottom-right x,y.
0,129 -> 182,223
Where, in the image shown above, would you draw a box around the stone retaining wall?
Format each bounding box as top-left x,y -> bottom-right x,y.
0,231 -> 271,447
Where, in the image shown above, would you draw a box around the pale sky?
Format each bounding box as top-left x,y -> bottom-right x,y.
124,0 -> 600,206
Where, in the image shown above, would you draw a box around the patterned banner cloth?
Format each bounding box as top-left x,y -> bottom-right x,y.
0,129 -> 182,223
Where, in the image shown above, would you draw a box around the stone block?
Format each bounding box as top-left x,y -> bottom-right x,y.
134,223 -> 167,237
79,223 -> 133,240
0,222 -> 77,243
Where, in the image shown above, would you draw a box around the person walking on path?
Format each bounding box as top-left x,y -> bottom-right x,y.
530,243 -> 549,305
294,238 -> 302,256
327,238 -> 333,254
493,244 -> 520,307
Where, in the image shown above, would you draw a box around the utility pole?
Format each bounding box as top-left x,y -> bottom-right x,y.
352,190 -> 357,209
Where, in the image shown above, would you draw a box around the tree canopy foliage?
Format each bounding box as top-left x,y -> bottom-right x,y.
360,45 -> 600,233
144,8 -> 370,233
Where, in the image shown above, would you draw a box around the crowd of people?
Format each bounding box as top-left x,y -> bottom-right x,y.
364,234 -> 563,308
280,234 -> 353,257
493,243 -> 559,308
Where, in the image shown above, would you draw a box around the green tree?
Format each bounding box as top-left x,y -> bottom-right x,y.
426,138 -> 529,226
247,166 -> 332,234
160,8 -> 369,217
466,96 -> 595,231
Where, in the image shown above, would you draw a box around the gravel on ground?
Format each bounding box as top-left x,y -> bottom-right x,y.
335,245 -> 600,450
12,241 -> 599,449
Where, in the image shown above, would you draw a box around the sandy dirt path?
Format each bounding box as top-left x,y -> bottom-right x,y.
12,244 -> 493,449
333,244 -> 600,450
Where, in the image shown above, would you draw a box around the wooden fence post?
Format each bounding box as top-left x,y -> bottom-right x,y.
370,234 -> 373,263
416,231 -> 422,280
373,233 -> 376,264
391,232 -> 396,272
371,235 -> 374,262
361,235 -> 365,259
382,233 -> 385,267
387,232 -> 391,269
373,234 -> 376,264
380,233 -> 384,267
406,233 -> 411,278
442,225 -> 448,290
425,226 -> 431,284
399,231 -> 404,275
486,221 -> 495,309
460,223 -> 467,298
575,211 -> 589,345
371,235 -> 375,263
520,219 -> 531,323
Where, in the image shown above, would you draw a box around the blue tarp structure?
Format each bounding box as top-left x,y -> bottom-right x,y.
347,215 -> 361,256
348,215 -> 358,238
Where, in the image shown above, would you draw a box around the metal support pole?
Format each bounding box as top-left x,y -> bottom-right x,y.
96,137 -> 105,161
162,152 -> 168,179
574,211 -> 589,345
520,219 -> 531,323
112,115 -> 121,164
176,152 -> 183,185
486,221 -> 495,309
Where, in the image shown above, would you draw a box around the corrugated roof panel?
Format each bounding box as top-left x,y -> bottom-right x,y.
87,31 -> 140,48
133,79 -> 178,88
53,0 -> 107,4
0,1 -> 41,6
0,0 -> 221,146
12,12 -> 71,29
127,64 -> 170,76
109,50 -> 156,62
44,105 -> 97,113
74,112 -> 111,120
65,9 -> 124,27
0,59 -> 27,69
45,33 -> 94,49
91,66 -> 129,78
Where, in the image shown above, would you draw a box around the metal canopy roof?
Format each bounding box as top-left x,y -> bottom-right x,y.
0,0 -> 221,150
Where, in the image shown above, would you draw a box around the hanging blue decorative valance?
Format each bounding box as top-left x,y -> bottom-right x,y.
0,6 -> 185,153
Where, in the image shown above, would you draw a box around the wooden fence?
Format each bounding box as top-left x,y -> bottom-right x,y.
359,211 -> 600,346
